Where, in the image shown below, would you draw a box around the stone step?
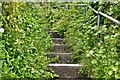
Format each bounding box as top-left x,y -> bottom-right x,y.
47,64 -> 83,78
48,32 -> 64,38
54,78 -> 81,80
52,44 -> 69,53
52,38 -> 64,44
47,53 -> 73,63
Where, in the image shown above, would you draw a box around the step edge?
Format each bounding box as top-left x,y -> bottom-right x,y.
49,53 -> 73,54
48,31 -> 58,33
54,44 -> 67,46
52,38 -> 64,40
47,64 -> 83,67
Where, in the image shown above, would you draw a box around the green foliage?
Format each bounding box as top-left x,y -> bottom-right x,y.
1,2 -> 120,79
90,2 -> 120,25
50,2 -> 120,78
1,2 -> 57,79
0,2 -> 3,78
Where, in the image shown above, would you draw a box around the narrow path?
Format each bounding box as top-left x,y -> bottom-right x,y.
47,31 -> 83,79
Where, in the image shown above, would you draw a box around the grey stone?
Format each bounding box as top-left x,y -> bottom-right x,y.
47,53 -> 73,63
48,32 -> 64,38
52,38 -> 64,44
52,44 -> 69,53
47,64 -> 83,78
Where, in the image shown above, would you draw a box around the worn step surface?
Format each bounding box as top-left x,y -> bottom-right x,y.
52,38 -> 64,44
49,32 -> 64,38
52,44 -> 69,53
47,53 -> 73,63
48,31 -> 82,79
47,64 -> 83,78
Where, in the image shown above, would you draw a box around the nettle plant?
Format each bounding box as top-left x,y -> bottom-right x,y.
1,2 -> 57,78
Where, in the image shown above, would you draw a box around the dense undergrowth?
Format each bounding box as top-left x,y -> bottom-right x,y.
0,2 -> 57,79
0,2 -> 120,79
49,2 -> 120,78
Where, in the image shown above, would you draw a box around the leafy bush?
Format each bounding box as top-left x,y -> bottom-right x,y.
1,2 -> 119,79
50,2 -> 120,78
1,2 -> 57,79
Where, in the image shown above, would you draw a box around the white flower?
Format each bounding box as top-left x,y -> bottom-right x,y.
0,28 -> 4,33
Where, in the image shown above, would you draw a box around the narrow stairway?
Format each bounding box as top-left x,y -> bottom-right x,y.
47,31 -> 83,79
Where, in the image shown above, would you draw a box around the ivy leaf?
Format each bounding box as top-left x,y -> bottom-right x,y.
112,67 -> 118,71
108,70 -> 113,76
91,59 -> 97,65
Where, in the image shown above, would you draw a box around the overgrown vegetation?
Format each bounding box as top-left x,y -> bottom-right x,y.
49,2 -> 120,78
0,1 -> 120,79
1,2 -> 57,79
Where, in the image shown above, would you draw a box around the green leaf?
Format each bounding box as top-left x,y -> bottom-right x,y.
108,70 -> 113,76
91,59 -> 97,65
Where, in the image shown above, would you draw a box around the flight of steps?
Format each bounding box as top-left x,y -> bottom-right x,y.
47,31 -> 83,79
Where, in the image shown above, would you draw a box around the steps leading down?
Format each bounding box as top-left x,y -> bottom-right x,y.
47,31 -> 82,79
47,52 -> 73,63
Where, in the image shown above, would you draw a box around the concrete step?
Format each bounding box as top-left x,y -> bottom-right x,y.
52,78 -> 81,80
48,32 -> 64,38
52,44 -> 69,53
52,38 -> 64,44
47,64 -> 83,78
47,53 -> 73,63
